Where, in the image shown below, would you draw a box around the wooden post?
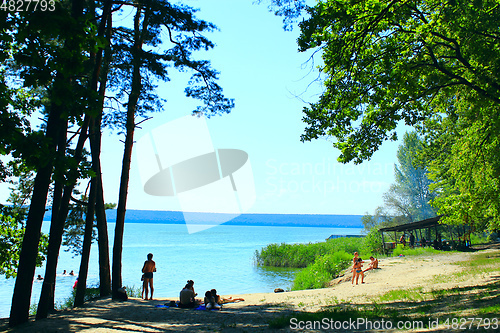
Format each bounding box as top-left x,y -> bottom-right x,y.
381,230 -> 386,256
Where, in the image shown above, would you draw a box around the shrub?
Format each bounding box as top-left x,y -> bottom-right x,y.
292,251 -> 351,290
360,227 -> 384,255
255,237 -> 363,268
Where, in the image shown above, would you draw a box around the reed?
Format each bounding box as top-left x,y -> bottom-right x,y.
255,237 -> 361,268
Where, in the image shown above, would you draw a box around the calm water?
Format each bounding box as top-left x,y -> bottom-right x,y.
0,222 -> 362,318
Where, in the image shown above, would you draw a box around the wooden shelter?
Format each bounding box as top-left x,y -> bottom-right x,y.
378,215 -> 469,254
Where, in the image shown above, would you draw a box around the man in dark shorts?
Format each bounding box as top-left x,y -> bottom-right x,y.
142,253 -> 156,300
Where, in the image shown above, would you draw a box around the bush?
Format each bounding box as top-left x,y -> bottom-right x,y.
255,237 -> 362,268
292,251 -> 351,290
360,227 -> 384,255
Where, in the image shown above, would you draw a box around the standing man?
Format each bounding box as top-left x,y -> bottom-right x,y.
142,253 -> 156,300
409,233 -> 415,248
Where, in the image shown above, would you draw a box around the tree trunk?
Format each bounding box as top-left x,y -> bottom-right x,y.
112,6 -> 148,299
74,177 -> 97,307
93,4 -> 113,296
9,102 -> 63,327
36,117 -> 90,320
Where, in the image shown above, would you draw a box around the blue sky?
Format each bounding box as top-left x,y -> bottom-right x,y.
0,0 -> 406,215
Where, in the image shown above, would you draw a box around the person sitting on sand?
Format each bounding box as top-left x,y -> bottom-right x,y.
204,291 -> 221,310
179,281 -> 199,308
142,253 -> 156,300
211,289 -> 244,305
352,257 -> 364,285
187,280 -> 197,296
363,256 -> 379,272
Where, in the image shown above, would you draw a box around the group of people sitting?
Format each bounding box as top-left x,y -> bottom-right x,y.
140,253 -> 244,309
179,279 -> 244,310
351,252 -> 379,285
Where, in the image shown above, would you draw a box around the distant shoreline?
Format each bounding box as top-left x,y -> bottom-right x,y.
43,209 -> 364,229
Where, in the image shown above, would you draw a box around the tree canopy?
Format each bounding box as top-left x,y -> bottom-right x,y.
290,0 -> 500,231
297,0 -> 500,163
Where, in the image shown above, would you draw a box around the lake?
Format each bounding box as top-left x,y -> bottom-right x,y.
0,222 -> 363,318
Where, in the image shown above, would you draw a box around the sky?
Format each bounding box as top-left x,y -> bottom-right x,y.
0,0 -> 407,216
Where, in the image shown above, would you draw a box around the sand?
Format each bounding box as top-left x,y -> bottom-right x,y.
1,249 -> 498,332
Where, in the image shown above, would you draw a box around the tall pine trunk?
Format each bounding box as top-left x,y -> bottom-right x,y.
36,117 -> 90,319
9,101 -> 63,327
112,6 -> 148,298
93,3 -> 113,296
74,177 -> 97,307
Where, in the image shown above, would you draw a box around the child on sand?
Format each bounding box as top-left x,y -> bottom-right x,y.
352,257 -> 364,285
363,256 -> 379,272
351,252 -> 360,284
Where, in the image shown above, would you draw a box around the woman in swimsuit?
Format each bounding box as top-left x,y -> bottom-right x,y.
142,253 -> 156,300
351,252 -> 359,284
352,257 -> 364,285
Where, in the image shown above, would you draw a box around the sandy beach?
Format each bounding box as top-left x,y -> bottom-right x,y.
1,249 -> 499,332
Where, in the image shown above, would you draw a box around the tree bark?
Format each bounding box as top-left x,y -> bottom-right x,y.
36,117 -> 90,320
112,5 -> 148,299
74,177 -> 97,307
9,102 -> 63,327
93,3 -> 113,296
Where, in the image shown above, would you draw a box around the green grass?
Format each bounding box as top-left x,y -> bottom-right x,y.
378,288 -> 425,302
392,244 -> 443,257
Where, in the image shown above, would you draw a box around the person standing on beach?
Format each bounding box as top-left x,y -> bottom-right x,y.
351,252 -> 360,284
142,253 -> 156,300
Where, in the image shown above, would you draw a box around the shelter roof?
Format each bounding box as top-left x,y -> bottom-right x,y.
379,215 -> 443,233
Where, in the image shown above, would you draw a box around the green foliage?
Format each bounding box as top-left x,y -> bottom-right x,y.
57,286 -> 101,310
385,132 -> 436,222
292,251 -> 351,290
426,116 -> 500,231
255,237 -> 360,268
0,170 -> 48,277
256,237 -> 376,291
362,227 -> 384,255
124,285 -> 142,299
257,0 -> 307,30
292,0 -> 500,232
298,0 -> 500,162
